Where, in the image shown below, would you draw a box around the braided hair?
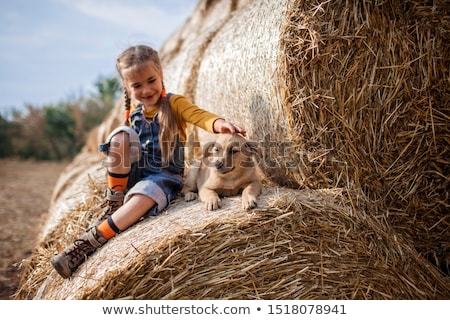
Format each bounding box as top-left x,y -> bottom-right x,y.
116,45 -> 178,165
123,87 -> 131,125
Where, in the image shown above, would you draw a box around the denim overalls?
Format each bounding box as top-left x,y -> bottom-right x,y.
125,103 -> 184,215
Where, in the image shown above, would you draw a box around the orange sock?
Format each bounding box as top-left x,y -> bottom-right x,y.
97,219 -> 118,240
107,171 -> 129,191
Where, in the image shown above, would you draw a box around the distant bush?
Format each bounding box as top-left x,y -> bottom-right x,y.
1,75 -> 121,160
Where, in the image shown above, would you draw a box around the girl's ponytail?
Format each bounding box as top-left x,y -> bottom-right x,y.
158,86 -> 177,166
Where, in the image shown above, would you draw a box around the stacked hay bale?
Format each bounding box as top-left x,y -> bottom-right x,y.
189,0 -> 291,170
278,0 -> 450,272
160,0 -> 253,159
15,0 -> 449,299
170,0 -> 449,272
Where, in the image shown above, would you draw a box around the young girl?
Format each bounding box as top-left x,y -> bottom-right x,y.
51,45 -> 246,279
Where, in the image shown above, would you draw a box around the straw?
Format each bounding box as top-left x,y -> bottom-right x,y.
14,0 -> 450,300
15,185 -> 450,299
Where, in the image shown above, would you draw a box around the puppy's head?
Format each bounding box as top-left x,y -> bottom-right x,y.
203,134 -> 261,174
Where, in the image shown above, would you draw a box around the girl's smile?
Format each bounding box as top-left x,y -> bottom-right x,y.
122,62 -> 163,111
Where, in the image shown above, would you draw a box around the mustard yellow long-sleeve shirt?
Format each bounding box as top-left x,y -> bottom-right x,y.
129,94 -> 221,143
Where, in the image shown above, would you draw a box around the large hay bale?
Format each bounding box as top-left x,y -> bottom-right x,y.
277,2 -> 450,272
191,0 -> 290,173
162,0 -> 450,272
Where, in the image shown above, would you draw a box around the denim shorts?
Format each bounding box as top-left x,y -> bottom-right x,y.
125,168 -> 183,215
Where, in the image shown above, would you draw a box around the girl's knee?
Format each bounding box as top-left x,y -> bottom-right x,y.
110,131 -> 130,149
100,127 -> 141,168
104,132 -> 130,169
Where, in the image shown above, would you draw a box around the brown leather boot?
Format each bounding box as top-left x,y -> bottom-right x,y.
91,189 -> 124,227
51,227 -> 107,279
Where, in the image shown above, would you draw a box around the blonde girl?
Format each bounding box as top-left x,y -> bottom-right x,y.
51,45 -> 245,278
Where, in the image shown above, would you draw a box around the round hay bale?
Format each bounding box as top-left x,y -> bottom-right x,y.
40,154 -> 105,239
15,186 -> 450,299
161,0 -> 251,64
159,0 -> 253,160
160,0 -> 252,97
163,0 -> 449,272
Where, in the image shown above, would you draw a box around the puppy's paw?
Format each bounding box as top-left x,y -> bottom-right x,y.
205,196 -> 221,211
242,195 -> 257,210
184,192 -> 198,202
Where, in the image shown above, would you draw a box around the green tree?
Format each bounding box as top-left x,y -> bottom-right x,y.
43,103 -> 78,159
2,74 -> 122,160
14,105 -> 47,159
94,75 -> 121,109
81,75 -> 121,132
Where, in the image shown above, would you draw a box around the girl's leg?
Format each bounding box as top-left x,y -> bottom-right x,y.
99,194 -> 156,233
51,194 -> 157,279
105,131 -> 131,188
113,194 -> 156,229
107,131 -> 132,175
94,131 -> 133,227
51,130 -> 143,279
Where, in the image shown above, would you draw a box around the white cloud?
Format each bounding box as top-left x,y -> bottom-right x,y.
54,0 -> 192,43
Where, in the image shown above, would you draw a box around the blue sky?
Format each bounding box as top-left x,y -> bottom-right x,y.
0,0 -> 198,115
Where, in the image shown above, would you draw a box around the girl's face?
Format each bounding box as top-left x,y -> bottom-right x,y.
122,61 -> 163,111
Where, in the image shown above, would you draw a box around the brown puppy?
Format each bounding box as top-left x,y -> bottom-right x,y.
182,133 -> 262,210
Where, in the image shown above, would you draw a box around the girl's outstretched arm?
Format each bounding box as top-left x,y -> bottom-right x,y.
213,118 -> 247,136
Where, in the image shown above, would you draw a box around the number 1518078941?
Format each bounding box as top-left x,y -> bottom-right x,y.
268,304 -> 346,315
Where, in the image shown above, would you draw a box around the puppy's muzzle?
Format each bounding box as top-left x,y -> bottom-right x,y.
215,160 -> 224,170
214,159 -> 234,173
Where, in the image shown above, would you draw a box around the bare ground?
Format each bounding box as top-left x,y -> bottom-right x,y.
0,159 -> 67,299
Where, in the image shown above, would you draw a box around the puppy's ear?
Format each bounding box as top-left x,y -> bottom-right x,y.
243,141 -> 262,159
241,141 -> 262,168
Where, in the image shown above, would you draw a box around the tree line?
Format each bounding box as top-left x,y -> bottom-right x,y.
0,76 -> 121,161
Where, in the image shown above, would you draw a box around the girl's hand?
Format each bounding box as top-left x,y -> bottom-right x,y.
213,119 -> 247,137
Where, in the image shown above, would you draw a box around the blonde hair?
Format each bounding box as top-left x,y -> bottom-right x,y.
116,45 -> 178,165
